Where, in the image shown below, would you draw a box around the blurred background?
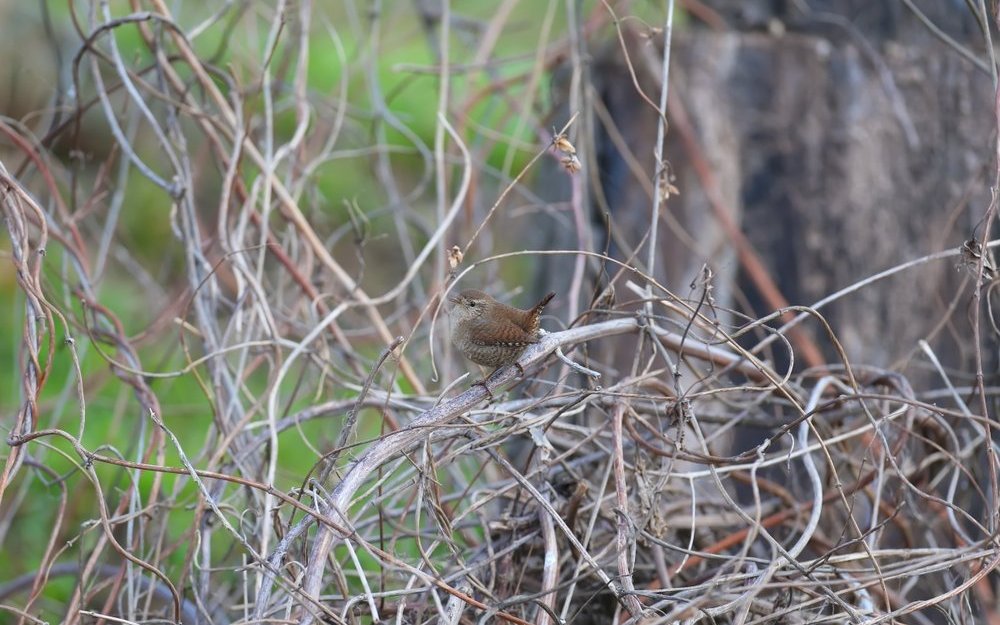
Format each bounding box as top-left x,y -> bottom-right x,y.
2,1 -> 999,623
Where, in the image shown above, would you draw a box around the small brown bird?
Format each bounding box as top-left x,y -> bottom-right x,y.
448,289 -> 556,385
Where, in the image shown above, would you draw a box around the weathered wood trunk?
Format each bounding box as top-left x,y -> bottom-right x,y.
537,4 -> 996,380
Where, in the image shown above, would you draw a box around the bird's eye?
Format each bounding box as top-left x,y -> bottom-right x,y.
468,301 -> 476,307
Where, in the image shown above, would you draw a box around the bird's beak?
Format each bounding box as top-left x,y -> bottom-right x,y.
447,293 -> 460,306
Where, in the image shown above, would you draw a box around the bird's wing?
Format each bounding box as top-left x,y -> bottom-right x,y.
467,317 -> 538,347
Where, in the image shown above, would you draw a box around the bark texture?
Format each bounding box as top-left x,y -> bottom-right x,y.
539,6 -> 996,375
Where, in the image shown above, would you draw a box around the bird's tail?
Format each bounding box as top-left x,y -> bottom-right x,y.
532,291 -> 556,314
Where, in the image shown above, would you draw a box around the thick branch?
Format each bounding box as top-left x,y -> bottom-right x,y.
253,315 -> 772,621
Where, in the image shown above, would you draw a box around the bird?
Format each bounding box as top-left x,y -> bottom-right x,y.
448,289 -> 556,394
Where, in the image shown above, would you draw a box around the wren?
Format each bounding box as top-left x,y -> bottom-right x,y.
448,289 -> 555,392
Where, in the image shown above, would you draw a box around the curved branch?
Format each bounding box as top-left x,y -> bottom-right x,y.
250,315 -> 772,620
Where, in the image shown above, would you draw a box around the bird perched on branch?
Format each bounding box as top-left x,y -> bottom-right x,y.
448,289 -> 555,394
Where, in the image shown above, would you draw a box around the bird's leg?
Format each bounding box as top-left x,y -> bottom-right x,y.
470,365 -> 497,401
471,378 -> 495,401
513,361 -> 526,377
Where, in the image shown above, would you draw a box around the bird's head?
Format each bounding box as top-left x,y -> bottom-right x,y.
447,289 -> 493,323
